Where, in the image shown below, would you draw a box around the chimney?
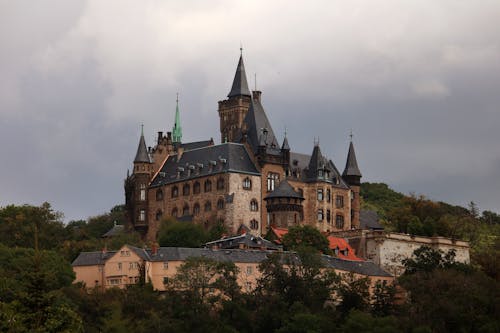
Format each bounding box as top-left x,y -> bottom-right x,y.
252,90 -> 262,102
151,243 -> 158,255
157,131 -> 163,144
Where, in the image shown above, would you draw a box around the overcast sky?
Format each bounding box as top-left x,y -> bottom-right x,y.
1,0 -> 499,221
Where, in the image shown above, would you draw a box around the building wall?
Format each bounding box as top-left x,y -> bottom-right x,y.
101,247 -> 143,288
226,173 -> 262,235
260,163 -> 286,234
365,231 -> 470,277
73,265 -> 104,289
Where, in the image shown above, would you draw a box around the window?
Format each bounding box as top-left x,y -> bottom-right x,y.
204,180 -> 212,192
245,281 -> 252,291
317,189 -> 324,201
183,184 -> 190,196
336,195 -> 344,208
267,173 -> 279,191
250,219 -> 259,230
326,189 -> 331,202
129,262 -> 138,270
204,201 -> 212,212
243,177 -> 251,190
108,278 -> 121,286
217,177 -> 225,191
193,181 -> 200,194
171,207 -> 178,217
139,209 -> 145,221
140,184 -> 146,201
120,250 -> 130,257
193,203 -> 200,215
326,209 -> 331,223
336,215 -> 344,229
250,199 -> 258,211
318,209 -> 324,221
163,262 -> 169,270
171,186 -> 178,198
156,189 -> 163,201
155,210 -> 163,221
217,198 -> 224,210
118,262 -> 122,270
246,266 -> 253,275
183,204 -> 190,216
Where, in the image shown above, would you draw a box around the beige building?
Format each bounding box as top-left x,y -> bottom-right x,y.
72,244 -> 393,292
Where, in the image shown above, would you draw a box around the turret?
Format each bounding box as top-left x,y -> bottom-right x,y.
342,138 -> 362,229
265,180 -> 304,228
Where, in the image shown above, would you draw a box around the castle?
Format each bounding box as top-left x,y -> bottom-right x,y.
125,53 -> 362,241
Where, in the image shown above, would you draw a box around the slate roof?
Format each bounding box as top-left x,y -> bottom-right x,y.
101,224 -> 125,238
72,251 -> 116,266
174,139 -> 214,151
228,55 -> 251,98
359,210 -> 384,230
72,246 -> 392,277
342,141 -> 362,178
265,179 -> 304,200
281,136 -> 290,150
150,143 -> 260,187
240,98 -> 280,154
288,149 -> 349,188
134,133 -> 150,163
205,233 -> 282,251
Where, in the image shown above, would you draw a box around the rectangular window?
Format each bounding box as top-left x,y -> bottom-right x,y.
336,195 -> 344,208
140,189 -> 146,201
118,262 -> 122,270
163,262 -> 169,270
246,266 -> 253,275
245,281 -> 252,291
336,215 -> 345,229
267,173 -> 279,191
318,209 -> 324,221
317,189 -> 324,201
139,209 -> 146,221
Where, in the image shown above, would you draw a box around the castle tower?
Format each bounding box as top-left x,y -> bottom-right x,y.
265,180 -> 304,228
342,139 -> 362,229
125,125 -> 152,233
172,94 -> 182,143
218,50 -> 252,143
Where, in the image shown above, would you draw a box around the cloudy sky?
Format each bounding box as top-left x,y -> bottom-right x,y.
1,0 -> 499,221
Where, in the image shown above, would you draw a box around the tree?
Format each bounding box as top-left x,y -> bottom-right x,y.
282,225 -> 330,254
158,219 -> 209,247
402,246 -> 470,275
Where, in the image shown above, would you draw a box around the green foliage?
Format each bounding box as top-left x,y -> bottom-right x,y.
282,225 -> 331,254
158,218 -> 226,247
341,310 -> 400,333
402,246 -> 470,275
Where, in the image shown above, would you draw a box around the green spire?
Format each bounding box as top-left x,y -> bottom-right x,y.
172,93 -> 182,143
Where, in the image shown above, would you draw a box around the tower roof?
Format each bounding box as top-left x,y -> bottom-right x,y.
227,54 -> 251,98
134,126 -> 150,163
342,141 -> 362,178
281,135 -> 290,150
241,97 -> 280,153
172,95 -> 182,143
265,179 -> 304,200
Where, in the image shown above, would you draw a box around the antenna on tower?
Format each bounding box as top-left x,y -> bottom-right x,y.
349,129 -> 353,141
254,73 -> 257,91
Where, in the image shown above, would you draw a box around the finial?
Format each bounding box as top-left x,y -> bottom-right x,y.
240,43 -> 243,56
254,73 -> 257,91
176,92 -> 179,104
284,126 -> 287,138
141,123 -> 144,136
349,129 -> 353,141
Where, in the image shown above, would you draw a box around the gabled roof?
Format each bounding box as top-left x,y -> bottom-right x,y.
265,179 -> 304,200
228,55 -> 252,98
150,143 -> 260,187
205,233 -> 282,251
242,98 -> 280,154
342,141 -> 362,178
134,130 -> 150,163
72,251 -> 116,266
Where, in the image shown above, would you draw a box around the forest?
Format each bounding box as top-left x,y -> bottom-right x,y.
0,183 -> 498,332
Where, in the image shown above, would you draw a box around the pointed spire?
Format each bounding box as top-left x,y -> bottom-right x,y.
228,51 -> 251,98
343,139 -> 362,178
172,93 -> 182,143
281,128 -> 290,150
134,125 -> 150,163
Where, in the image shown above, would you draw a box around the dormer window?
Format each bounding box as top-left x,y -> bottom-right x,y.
318,169 -> 323,177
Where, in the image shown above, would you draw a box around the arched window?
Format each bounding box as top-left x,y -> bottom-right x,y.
155,210 -> 163,221
336,215 -> 344,229
171,207 -> 178,217
318,209 -> 324,221
267,173 -> 279,191
204,180 -> 212,192
217,198 -> 225,210
250,219 -> 259,230
171,186 -> 178,198
217,177 -> 225,191
182,204 -> 190,216
183,184 -> 190,196
243,177 -> 251,190
193,203 -> 200,215
317,189 -> 324,201
193,181 -> 200,194
156,189 -> 163,201
250,199 -> 258,212
204,201 -> 212,212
